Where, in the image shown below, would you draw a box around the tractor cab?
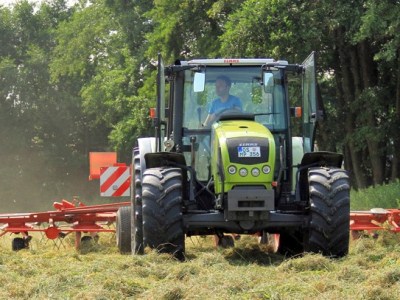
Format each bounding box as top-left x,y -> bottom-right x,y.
182,59 -> 288,183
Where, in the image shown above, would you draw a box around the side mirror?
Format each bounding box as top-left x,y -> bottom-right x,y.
263,72 -> 274,93
193,72 -> 205,92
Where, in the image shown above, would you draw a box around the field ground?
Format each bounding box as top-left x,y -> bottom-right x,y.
1,181 -> 399,299
1,231 -> 400,300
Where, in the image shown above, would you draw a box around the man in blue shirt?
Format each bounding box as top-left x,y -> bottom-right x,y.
202,75 -> 242,127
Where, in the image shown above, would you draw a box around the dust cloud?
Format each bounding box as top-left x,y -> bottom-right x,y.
0,151 -> 122,214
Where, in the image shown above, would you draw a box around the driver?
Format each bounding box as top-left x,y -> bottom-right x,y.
202,75 -> 242,127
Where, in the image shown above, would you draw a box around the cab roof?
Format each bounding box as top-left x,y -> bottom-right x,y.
182,58 -> 288,66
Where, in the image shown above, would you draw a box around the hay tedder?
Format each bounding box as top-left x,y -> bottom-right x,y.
0,152 -> 130,251
0,199 -> 129,250
350,209 -> 400,238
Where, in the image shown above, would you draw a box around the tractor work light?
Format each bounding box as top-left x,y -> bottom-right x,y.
251,168 -> 260,177
228,165 -> 237,175
239,168 -> 248,177
262,165 -> 271,174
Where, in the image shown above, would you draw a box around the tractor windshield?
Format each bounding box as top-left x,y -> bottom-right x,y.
182,66 -> 287,180
183,66 -> 286,130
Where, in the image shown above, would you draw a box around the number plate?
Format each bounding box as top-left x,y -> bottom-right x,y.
238,146 -> 261,157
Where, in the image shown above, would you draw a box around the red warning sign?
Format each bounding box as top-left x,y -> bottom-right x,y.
100,165 -> 130,197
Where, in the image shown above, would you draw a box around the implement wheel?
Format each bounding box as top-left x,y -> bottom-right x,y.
215,235 -> 235,248
12,237 -> 27,251
305,167 -> 350,257
116,206 -> 132,254
81,236 -> 93,243
142,167 -> 185,260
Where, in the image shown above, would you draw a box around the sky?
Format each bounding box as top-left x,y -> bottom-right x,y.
0,0 -> 78,7
0,0 -> 20,5
0,0 -> 40,5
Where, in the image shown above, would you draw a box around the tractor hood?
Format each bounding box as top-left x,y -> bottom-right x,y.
211,119 -> 276,194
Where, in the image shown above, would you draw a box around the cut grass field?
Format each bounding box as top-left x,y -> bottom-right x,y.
2,233 -> 400,299
1,181 -> 400,300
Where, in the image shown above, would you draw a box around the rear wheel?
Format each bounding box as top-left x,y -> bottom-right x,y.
116,206 -> 131,254
131,148 -> 144,254
142,167 -> 185,260
305,167 -> 350,257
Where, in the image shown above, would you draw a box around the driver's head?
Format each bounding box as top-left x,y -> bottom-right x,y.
215,75 -> 231,99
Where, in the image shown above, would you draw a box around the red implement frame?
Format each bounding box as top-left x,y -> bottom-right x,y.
3,201 -> 400,251
350,209 -> 400,239
0,199 -> 129,250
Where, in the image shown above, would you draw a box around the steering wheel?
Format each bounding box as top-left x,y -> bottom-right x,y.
215,107 -> 242,120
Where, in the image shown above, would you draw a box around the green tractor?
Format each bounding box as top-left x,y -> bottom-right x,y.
123,52 -> 350,259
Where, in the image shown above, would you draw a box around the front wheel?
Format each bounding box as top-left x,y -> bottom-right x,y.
305,167 -> 350,257
142,167 -> 185,260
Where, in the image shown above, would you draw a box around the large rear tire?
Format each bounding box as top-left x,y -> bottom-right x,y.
131,148 -> 144,254
305,167 -> 350,257
116,206 -> 131,254
142,167 -> 185,260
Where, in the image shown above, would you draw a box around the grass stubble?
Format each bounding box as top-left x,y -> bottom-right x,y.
1,232 -> 400,300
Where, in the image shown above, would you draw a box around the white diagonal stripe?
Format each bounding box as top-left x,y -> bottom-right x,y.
100,167 -> 130,196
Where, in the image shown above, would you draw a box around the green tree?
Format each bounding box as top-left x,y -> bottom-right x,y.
145,0 -> 240,62
2,0 -> 398,197
0,0 -> 103,212
50,0 -> 153,160
355,0 -> 400,181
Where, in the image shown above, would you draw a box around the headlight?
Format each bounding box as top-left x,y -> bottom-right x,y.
251,168 -> 260,177
262,165 -> 271,174
228,165 -> 237,175
239,168 -> 248,177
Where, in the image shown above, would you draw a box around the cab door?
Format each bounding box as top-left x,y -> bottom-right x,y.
156,53 -> 166,152
302,52 -> 321,153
